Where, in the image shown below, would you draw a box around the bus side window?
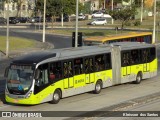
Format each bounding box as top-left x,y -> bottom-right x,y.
149,47 -> 156,62
63,61 -> 73,78
49,62 -> 62,81
141,49 -> 150,63
84,58 -> 94,73
95,54 -> 105,71
130,49 -> 140,65
121,51 -> 130,67
37,63 -> 49,86
105,53 -> 111,69
74,58 -> 83,75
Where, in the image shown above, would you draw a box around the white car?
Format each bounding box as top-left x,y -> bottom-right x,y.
90,18 -> 107,25
103,14 -> 112,18
92,12 -> 103,18
78,14 -> 86,20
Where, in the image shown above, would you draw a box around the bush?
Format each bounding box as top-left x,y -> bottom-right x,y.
133,20 -> 141,26
124,22 -> 131,26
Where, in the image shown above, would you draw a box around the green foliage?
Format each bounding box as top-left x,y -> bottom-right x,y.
35,0 -> 84,17
124,21 -> 131,26
133,20 -> 141,26
109,6 -> 138,30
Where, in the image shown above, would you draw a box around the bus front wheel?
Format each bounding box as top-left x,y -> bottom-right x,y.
134,72 -> 142,84
50,89 -> 61,104
94,80 -> 102,94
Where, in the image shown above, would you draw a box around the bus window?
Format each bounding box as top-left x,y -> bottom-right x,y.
74,58 -> 83,75
34,63 -> 49,94
121,51 -> 130,67
95,54 -> 105,71
131,37 -> 136,42
38,63 -> 49,86
84,58 -> 94,73
130,49 -> 140,65
150,47 -> 156,62
144,35 -> 152,43
49,62 -> 62,81
141,49 -> 150,63
63,61 -> 73,78
105,53 -> 111,69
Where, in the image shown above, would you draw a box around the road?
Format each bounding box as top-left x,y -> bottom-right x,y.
0,28 -> 72,49
0,29 -> 160,120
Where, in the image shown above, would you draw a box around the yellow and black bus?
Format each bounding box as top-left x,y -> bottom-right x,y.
84,32 -> 153,46
5,42 -> 157,105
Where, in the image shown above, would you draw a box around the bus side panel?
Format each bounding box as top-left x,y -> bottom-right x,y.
150,58 -> 158,77
102,70 -> 113,88
90,73 -> 95,83
95,71 -> 104,82
63,78 -> 69,89
74,74 -> 85,88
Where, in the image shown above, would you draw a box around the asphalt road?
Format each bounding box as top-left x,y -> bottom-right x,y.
0,28 -> 72,49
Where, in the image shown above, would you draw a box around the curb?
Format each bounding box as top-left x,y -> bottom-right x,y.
66,92 -> 160,119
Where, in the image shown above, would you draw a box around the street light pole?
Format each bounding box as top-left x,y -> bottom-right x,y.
140,0 -> 143,22
153,0 -> 156,44
6,0 -> 9,57
42,0 -> 46,43
75,0 -> 78,47
111,0 -> 114,24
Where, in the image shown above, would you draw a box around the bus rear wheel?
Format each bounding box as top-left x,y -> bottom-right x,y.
50,89 -> 61,104
94,80 -> 102,94
134,72 -> 142,84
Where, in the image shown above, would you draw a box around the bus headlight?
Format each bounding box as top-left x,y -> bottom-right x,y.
26,91 -> 32,98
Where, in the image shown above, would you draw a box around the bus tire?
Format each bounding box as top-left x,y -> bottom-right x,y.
94,80 -> 102,94
134,72 -> 142,84
50,89 -> 61,104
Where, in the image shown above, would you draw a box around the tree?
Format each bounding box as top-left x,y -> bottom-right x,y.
35,0 -> 83,19
109,6 -> 137,30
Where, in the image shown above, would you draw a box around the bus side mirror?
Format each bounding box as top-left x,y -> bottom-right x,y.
4,67 -> 9,78
34,69 -> 40,80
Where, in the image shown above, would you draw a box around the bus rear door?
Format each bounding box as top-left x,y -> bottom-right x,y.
84,57 -> 95,84
121,51 -> 131,82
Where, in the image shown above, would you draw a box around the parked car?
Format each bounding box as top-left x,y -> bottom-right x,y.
9,17 -> 19,24
92,12 -> 103,18
103,14 -> 112,18
0,17 -> 7,24
17,17 -> 29,23
78,14 -> 86,20
89,18 -> 107,25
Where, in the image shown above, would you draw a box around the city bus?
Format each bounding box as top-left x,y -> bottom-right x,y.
4,42 -> 157,105
83,32 -> 153,46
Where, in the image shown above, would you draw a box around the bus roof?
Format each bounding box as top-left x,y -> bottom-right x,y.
11,42 -> 155,65
84,32 -> 152,43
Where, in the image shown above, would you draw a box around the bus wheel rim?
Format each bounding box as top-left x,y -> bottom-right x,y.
96,84 -> 101,91
54,93 -> 59,101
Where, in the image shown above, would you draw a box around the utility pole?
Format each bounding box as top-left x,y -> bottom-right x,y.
75,0 -> 78,47
153,0 -> 156,44
111,0 -> 114,24
42,0 -> 46,43
6,0 -> 9,57
140,0 -> 143,22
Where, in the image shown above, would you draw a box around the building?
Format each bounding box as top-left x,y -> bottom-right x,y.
0,0 -> 35,18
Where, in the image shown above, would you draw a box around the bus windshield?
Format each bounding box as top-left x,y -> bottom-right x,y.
7,65 -> 34,95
